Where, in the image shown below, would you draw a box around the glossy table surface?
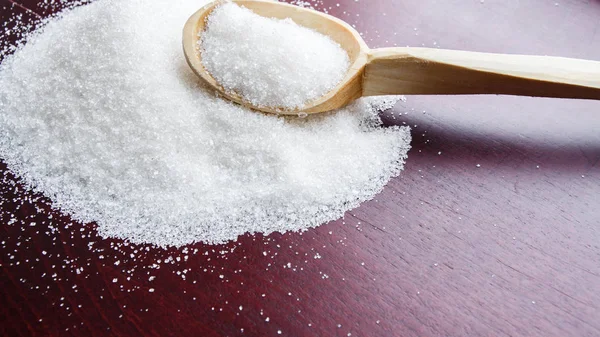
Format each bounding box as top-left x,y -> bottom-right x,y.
1,0 -> 599,336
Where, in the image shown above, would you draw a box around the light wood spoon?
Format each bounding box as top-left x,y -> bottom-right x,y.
183,0 -> 600,115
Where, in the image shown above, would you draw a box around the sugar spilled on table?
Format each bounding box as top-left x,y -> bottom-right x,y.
0,0 -> 411,248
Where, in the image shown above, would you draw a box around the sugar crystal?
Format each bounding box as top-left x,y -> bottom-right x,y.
200,3 -> 350,109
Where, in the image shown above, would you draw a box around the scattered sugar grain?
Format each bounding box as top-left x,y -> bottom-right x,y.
200,3 -> 350,109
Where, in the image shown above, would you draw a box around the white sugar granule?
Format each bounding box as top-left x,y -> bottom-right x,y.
200,2 -> 350,110
0,0 -> 410,248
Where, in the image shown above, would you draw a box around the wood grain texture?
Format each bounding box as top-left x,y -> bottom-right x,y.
364,47 -> 600,99
1,0 -> 600,336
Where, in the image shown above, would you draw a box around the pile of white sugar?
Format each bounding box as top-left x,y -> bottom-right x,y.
0,0 -> 411,247
200,2 -> 350,110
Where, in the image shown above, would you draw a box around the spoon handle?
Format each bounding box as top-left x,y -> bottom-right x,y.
363,47 -> 600,100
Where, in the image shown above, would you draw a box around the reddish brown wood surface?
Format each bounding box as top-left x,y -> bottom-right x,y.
1,0 -> 600,336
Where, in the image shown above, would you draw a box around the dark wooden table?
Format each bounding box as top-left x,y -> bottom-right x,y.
1,0 -> 599,336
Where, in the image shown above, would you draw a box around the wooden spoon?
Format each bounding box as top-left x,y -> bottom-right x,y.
183,0 -> 600,115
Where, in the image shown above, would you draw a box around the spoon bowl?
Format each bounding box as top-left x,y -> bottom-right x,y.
183,0 -> 368,115
184,0 -> 600,115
